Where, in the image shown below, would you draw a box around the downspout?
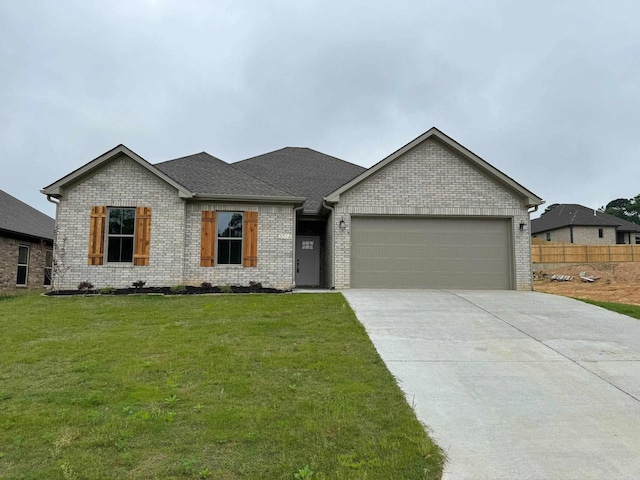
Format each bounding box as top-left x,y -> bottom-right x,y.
291,204 -> 305,289
45,194 -> 60,289
322,200 -> 336,290
569,225 -> 574,244
526,205 -> 539,291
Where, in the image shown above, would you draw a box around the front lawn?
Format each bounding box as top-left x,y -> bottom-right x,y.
577,298 -> 640,320
0,293 -> 443,479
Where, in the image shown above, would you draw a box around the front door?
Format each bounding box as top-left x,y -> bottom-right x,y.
295,236 -> 320,287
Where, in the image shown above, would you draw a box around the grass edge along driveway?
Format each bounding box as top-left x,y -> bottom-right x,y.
0,293 -> 444,479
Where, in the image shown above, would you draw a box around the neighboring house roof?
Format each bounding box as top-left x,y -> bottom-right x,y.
0,189 -> 55,241
233,147 -> 366,214
531,204 -> 640,234
155,152 -> 302,202
325,127 -> 544,208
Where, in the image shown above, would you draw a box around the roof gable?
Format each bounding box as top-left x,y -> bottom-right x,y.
0,189 -> 55,240
325,127 -> 543,208
233,147 -> 366,213
42,145 -> 193,199
531,204 -> 640,234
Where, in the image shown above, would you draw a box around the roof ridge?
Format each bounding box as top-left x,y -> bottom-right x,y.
155,151 -> 224,166
225,159 -> 299,197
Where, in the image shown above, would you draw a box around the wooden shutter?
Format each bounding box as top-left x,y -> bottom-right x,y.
243,211 -> 258,267
134,207 -> 152,266
88,206 -> 106,265
201,211 -> 216,267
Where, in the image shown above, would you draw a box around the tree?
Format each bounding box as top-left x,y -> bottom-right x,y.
603,195 -> 640,225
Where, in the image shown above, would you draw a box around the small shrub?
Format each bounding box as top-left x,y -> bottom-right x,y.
249,281 -> 262,293
294,465 -> 315,479
220,284 -> 233,294
170,284 -> 187,294
200,282 -> 212,289
132,280 -> 146,289
77,281 -> 94,291
99,286 -> 115,295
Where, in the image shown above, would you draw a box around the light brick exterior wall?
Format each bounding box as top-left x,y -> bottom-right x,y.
53,156 -> 297,290
331,138 -> 533,290
54,156 -> 186,289
183,203 -> 295,290
0,236 -> 50,289
325,210 -> 334,289
533,226 -> 617,244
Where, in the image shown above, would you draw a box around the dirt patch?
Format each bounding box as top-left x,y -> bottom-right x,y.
534,262 -> 640,305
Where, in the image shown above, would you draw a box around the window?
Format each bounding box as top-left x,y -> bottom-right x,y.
217,212 -> 243,264
16,245 -> 29,286
598,228 -> 604,239
107,208 -> 135,263
44,249 -> 53,286
546,232 -> 551,241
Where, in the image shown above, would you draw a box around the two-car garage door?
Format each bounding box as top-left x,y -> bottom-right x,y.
350,217 -> 513,289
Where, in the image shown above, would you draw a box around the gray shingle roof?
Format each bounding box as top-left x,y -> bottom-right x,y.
0,189 -> 55,241
532,204 -> 640,234
233,147 -> 366,213
155,152 -> 295,198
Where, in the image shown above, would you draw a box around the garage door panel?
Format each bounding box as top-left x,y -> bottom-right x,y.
351,217 -> 512,289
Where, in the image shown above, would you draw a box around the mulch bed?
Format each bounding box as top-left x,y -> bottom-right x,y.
46,285 -> 288,296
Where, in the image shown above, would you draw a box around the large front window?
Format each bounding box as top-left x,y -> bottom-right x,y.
217,212 -> 243,265
107,208 -> 135,263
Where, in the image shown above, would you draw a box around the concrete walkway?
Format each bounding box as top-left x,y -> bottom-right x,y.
342,290 -> 640,480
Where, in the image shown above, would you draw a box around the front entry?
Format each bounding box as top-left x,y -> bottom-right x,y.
295,236 -> 320,287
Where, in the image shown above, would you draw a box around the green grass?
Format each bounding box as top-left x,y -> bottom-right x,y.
0,293 -> 443,479
577,298 -> 640,319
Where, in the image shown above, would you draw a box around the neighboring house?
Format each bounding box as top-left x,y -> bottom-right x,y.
41,127 -> 543,291
531,204 -> 640,245
0,189 -> 55,289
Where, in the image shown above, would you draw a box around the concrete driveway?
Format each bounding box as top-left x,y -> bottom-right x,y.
342,290 -> 640,480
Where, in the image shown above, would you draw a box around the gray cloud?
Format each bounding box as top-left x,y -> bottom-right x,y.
2,0 -> 640,219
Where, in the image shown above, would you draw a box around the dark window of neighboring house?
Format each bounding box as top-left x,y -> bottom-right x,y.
107,208 -> 135,263
546,232 -> 551,241
217,212 -> 243,265
636,235 -> 640,245
598,228 -> 604,239
44,249 -> 53,286
16,245 -> 29,286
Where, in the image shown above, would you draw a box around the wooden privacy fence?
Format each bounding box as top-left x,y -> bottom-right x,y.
532,241 -> 640,263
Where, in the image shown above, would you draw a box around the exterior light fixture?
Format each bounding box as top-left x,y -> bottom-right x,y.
519,222 -> 526,232
339,218 -> 346,230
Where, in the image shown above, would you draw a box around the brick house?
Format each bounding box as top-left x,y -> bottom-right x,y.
42,127 -> 543,291
0,189 -> 55,289
531,204 -> 640,245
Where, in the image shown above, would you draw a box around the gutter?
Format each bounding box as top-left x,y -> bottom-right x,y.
192,193 -> 306,205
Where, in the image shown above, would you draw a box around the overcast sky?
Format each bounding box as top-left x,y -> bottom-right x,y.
2,0 -> 639,219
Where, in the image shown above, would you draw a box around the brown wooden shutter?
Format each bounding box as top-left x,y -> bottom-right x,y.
201,211 -> 216,267
133,207 -> 152,266
243,211 -> 258,267
88,206 -> 106,265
